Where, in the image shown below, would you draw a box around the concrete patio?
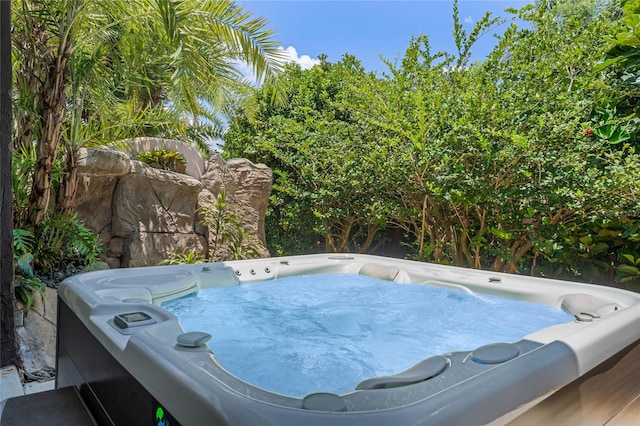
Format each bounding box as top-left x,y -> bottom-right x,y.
1,365 -> 54,401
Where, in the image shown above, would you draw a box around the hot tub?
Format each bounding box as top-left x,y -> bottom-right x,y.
56,254 -> 640,425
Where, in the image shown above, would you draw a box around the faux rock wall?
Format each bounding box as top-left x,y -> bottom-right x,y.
201,155 -> 272,259
16,287 -> 58,374
74,147 -> 272,268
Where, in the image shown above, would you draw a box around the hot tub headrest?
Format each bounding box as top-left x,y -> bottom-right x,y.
561,293 -> 619,321
359,263 -> 400,281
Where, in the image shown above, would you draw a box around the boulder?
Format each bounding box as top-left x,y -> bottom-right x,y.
112,161 -> 202,236
73,147 -> 272,268
122,232 -> 207,267
77,147 -> 130,176
74,148 -> 131,242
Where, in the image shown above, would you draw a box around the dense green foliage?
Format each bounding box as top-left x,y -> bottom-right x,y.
11,0 -> 286,229
12,229 -> 45,311
32,212 -> 101,272
12,148 -> 100,307
225,55 -> 396,255
12,214 -> 100,310
591,0 -> 640,289
225,0 -> 640,288
10,0 -> 286,286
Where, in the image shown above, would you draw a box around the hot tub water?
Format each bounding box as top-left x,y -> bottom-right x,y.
162,273 -> 573,397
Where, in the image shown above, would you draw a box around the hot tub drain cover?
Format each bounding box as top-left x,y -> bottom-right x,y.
471,343 -> 520,364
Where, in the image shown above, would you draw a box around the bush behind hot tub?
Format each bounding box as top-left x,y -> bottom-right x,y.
223,0 -> 640,290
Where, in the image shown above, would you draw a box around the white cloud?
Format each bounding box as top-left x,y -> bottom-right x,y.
233,61 -> 256,82
277,46 -> 320,70
233,45 -> 319,86
464,15 -> 473,24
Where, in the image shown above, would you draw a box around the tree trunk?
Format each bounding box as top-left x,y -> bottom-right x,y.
357,223 -> 381,254
26,49 -> 71,227
57,148 -> 79,212
325,234 -> 337,252
1,0 -> 22,368
336,217 -> 355,252
16,2 -> 77,230
419,194 -> 428,258
12,16 -> 47,154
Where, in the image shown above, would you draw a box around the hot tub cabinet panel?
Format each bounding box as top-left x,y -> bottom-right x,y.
56,300 -> 157,426
56,254 -> 640,425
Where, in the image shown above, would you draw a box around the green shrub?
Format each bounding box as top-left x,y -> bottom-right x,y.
197,189 -> 262,261
13,229 -> 46,312
33,212 -> 101,273
159,249 -> 205,265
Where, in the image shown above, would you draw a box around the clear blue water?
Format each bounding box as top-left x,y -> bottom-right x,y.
161,273 -> 573,397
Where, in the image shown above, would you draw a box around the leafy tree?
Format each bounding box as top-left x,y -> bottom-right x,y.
360,0 -> 639,276
587,0 -> 640,289
225,56 -> 397,254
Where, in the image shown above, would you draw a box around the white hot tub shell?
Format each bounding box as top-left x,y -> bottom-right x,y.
56,254 -> 640,425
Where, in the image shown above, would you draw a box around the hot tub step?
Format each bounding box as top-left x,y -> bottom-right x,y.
0,386 -> 96,426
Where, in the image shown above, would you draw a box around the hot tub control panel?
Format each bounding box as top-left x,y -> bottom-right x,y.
113,312 -> 157,329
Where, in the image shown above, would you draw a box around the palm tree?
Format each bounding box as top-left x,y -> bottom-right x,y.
12,0 -> 287,226
12,0 -> 78,228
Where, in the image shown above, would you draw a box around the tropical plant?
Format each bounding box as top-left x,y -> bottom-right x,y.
12,229 -> 46,312
596,0 -> 640,81
159,249 -> 205,265
197,189 -> 262,261
136,148 -> 187,172
32,212 -> 101,273
586,107 -> 634,147
12,145 -> 37,229
226,226 -> 262,261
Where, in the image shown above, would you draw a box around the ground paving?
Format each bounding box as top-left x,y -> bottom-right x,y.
0,365 -> 55,404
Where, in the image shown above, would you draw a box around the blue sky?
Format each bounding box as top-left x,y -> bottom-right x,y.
239,0 -> 531,73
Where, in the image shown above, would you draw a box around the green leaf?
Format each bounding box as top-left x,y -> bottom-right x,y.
17,253 -> 35,277
608,128 -> 631,145
579,235 -> 593,245
616,264 -> 640,278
